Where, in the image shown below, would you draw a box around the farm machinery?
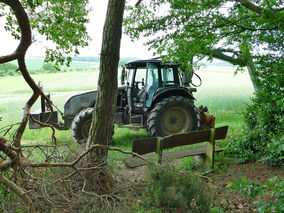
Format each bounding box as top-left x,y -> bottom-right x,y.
29,58 -> 215,143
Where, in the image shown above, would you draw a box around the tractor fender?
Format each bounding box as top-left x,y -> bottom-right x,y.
64,90 -> 97,119
64,85 -> 127,121
150,87 -> 195,110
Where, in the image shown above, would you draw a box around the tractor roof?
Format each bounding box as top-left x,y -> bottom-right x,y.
122,58 -> 179,68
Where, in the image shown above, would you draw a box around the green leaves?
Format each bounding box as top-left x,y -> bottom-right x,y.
228,177 -> 284,213
124,0 -> 283,66
1,0 -> 90,66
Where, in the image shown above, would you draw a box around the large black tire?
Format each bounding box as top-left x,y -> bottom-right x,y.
71,108 -> 93,143
71,108 -> 115,144
147,96 -> 199,137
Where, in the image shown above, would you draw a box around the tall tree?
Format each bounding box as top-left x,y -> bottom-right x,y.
85,0 -> 125,191
124,0 -> 283,87
124,0 -> 284,165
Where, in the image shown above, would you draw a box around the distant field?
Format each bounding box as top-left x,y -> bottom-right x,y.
0,63 -> 254,150
194,66 -> 254,134
9,57 -> 99,71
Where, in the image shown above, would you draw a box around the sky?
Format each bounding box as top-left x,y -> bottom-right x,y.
0,1 -> 154,59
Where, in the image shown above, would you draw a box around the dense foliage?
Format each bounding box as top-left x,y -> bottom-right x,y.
124,0 -> 283,66
124,0 -> 284,166
226,56 -> 284,166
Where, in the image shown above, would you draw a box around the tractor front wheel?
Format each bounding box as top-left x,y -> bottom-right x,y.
71,108 -> 93,144
147,96 -> 199,137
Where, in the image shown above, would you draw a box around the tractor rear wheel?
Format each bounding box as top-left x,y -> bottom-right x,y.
147,96 -> 199,137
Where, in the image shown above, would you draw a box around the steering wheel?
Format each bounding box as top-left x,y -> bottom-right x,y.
134,81 -> 144,91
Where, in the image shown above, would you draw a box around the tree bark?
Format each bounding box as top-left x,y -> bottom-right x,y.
86,0 -> 125,181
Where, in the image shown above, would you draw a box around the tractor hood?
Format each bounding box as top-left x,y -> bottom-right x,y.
64,86 -> 126,118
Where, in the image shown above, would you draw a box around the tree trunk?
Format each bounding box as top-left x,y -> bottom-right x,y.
85,0 -> 125,190
181,57 -> 194,86
246,55 -> 259,92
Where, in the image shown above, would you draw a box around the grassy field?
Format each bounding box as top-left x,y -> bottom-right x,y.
9,57 -> 99,71
0,63 -> 254,159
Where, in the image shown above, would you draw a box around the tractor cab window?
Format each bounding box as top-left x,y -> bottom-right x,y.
146,63 -> 159,107
161,67 -> 175,85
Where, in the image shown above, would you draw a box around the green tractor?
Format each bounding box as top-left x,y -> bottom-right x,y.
30,58 -> 201,143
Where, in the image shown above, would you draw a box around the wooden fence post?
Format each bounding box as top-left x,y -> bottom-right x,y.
204,128 -> 216,169
156,137 -> 163,164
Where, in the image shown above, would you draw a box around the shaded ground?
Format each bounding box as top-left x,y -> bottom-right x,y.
211,162 -> 284,212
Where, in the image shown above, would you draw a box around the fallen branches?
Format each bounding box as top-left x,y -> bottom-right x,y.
28,114 -> 57,145
0,136 -> 18,162
0,173 -> 36,213
0,139 -> 151,211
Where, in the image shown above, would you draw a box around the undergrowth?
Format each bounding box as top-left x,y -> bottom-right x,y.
228,177 -> 284,213
137,165 -> 212,212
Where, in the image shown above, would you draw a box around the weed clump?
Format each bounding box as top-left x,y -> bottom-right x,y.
140,165 -> 211,212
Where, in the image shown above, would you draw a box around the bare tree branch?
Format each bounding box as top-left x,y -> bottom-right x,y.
29,114 -> 57,145
135,0 -> 143,6
0,136 -> 18,161
0,173 -> 37,213
0,0 -> 53,147
0,0 -> 31,63
235,0 -> 284,22
207,48 -> 247,66
0,159 -> 12,170
23,144 -> 149,168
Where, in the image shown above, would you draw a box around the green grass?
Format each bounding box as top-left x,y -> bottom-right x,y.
0,64 -> 254,159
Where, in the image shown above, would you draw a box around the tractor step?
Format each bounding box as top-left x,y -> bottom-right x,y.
130,114 -> 143,126
118,125 -> 141,131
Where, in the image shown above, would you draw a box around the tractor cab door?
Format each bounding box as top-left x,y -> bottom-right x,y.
145,63 -> 160,108
126,67 -> 147,112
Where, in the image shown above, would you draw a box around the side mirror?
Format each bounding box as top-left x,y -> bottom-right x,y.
121,67 -> 126,85
142,78 -> 145,86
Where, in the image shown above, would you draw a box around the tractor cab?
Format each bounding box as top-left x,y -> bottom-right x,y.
121,59 -> 181,114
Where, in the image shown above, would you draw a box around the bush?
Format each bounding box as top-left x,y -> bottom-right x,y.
225,57 -> 284,166
227,177 -> 284,213
261,135 -> 284,168
0,63 -> 20,77
140,165 -> 211,212
41,63 -> 58,73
